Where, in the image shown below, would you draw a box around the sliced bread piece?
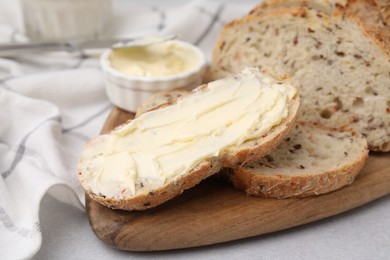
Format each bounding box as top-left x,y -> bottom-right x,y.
78,68 -> 300,210
227,122 -> 368,198
211,0 -> 390,151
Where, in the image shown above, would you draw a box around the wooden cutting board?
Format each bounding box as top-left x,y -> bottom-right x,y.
86,107 -> 390,251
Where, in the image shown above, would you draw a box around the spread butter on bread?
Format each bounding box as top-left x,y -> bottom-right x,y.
78,68 -> 299,210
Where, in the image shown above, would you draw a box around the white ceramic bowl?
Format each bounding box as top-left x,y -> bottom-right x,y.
100,40 -> 207,112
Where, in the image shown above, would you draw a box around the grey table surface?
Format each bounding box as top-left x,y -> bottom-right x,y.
33,193 -> 390,260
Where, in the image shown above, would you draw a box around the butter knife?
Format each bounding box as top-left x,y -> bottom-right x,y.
0,35 -> 176,57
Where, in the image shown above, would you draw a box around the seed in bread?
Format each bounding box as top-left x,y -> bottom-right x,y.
211,0 -> 390,151
78,68 -> 300,210
227,122 -> 368,198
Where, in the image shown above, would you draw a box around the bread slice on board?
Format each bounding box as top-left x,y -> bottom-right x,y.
226,122 -> 368,198
78,68 -> 299,210
211,0 -> 390,151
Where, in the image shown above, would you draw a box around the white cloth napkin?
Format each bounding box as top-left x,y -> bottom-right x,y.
0,1 -> 258,259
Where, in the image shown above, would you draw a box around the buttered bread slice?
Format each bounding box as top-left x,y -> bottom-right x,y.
78,68 -> 299,210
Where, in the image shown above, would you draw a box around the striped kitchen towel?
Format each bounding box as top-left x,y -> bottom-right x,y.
0,0 -> 257,259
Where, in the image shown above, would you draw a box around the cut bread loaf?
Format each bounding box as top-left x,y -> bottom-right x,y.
227,122 -> 368,198
78,68 -> 299,210
211,0 -> 390,151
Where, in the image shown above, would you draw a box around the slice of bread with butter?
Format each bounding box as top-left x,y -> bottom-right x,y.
78,68 -> 300,210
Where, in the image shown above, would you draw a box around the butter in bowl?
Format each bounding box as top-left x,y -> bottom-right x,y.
100,37 -> 207,112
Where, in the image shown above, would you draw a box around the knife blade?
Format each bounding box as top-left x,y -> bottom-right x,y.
0,35 -> 176,57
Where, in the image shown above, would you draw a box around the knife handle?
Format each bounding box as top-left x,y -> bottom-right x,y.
0,42 -> 72,57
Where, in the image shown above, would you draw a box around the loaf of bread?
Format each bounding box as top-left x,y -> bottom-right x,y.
78,68 -> 299,210
212,0 -> 390,151
226,122 -> 368,198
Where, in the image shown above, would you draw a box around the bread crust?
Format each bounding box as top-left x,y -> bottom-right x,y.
248,0 -> 341,17
227,149 -> 368,198
82,158 -> 222,211
345,0 -> 390,56
372,0 -> 390,24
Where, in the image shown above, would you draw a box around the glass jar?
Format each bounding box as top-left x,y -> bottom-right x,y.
21,0 -> 112,41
